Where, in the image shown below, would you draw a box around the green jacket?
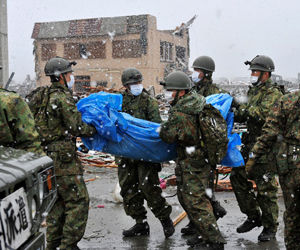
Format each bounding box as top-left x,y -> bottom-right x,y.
234,79 -> 283,161
0,88 -> 44,155
252,91 -> 300,174
160,91 -> 208,171
45,82 -> 96,175
121,89 -> 162,123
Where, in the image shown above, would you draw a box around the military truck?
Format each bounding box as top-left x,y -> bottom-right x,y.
0,146 -> 56,250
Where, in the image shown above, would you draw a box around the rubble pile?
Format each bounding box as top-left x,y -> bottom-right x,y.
77,150 -> 117,169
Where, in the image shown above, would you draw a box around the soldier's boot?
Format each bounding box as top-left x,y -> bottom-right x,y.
122,222 -> 150,237
70,244 -> 81,250
205,242 -> 225,250
258,227 -> 276,242
212,200 -> 227,220
160,217 -> 175,238
187,236 -> 225,250
59,243 -> 80,250
181,221 -> 197,235
186,234 -> 203,247
237,216 -> 262,233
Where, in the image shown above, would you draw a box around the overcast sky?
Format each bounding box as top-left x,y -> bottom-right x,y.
7,0 -> 300,82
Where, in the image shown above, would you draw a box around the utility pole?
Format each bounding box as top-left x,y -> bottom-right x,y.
0,0 -> 9,87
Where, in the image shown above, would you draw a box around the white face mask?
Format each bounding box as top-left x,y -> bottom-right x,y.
192,71 -> 201,83
164,90 -> 174,103
130,84 -> 143,96
67,74 -> 75,89
250,75 -> 259,85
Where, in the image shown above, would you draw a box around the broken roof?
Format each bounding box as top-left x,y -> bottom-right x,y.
32,14 -> 149,39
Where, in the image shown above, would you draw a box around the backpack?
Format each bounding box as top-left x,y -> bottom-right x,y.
26,86 -> 55,144
198,104 -> 228,165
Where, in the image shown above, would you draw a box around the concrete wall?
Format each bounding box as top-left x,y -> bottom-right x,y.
34,15 -> 189,94
0,0 -> 9,87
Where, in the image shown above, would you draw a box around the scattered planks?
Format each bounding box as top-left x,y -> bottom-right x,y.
77,151 -> 118,168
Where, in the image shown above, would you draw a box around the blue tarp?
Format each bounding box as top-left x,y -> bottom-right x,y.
77,92 -> 244,167
206,94 -> 244,167
77,92 -> 177,163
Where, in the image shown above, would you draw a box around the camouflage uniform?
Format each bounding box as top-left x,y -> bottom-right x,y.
194,79 -> 224,97
0,88 -> 44,154
230,79 -> 282,231
160,90 -> 226,244
43,82 -> 96,250
192,80 -> 227,221
118,89 -> 172,223
251,91 -> 300,250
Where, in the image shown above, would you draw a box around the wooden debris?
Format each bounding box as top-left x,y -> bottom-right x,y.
84,177 -> 96,183
173,211 -> 187,226
77,150 -> 118,169
163,167 -> 258,192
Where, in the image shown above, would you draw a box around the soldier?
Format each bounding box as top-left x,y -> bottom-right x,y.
39,57 -> 96,250
181,56 -> 227,236
246,90 -> 300,250
160,71 -> 226,249
191,55 -> 223,96
0,86 -> 44,155
118,68 -> 174,238
230,55 -> 283,241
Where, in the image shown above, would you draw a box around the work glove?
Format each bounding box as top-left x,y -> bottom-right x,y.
245,158 -> 256,180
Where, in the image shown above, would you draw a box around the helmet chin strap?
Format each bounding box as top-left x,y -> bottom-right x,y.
198,71 -> 211,85
170,90 -> 182,106
252,72 -> 264,86
62,74 -> 68,88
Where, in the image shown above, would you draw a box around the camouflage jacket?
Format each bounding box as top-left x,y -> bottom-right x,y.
160,91 -> 209,171
193,80 -> 224,97
234,79 -> 283,160
0,88 -> 44,155
121,89 -> 162,123
44,82 -> 96,175
252,91 -> 300,174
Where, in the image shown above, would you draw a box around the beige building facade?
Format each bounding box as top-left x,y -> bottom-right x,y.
32,14 -> 190,93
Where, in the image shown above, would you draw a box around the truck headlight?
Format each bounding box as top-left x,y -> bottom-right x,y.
39,179 -> 44,204
32,198 -> 37,218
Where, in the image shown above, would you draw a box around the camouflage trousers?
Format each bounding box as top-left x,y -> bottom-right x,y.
279,169 -> 300,250
176,163 -> 226,244
230,166 -> 278,231
46,175 -> 89,250
118,159 -> 172,223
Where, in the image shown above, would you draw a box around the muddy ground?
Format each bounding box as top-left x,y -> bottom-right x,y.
77,165 -> 286,250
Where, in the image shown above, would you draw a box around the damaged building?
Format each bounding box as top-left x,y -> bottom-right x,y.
31,14 -> 191,93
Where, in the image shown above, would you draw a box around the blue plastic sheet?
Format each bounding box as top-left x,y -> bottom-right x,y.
206,94 -> 244,167
77,92 -> 177,163
77,92 -> 244,167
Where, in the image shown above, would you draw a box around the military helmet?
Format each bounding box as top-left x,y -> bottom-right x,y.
121,68 -> 143,86
192,56 -> 215,72
245,55 -> 275,72
44,57 -> 76,76
161,71 -> 192,90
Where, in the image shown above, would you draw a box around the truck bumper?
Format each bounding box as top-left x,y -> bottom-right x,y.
19,232 -> 45,250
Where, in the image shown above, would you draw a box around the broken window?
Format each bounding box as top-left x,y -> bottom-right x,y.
176,46 -> 186,61
160,41 -> 173,62
74,75 -> 90,93
64,43 -> 80,60
79,44 -> 89,59
97,81 -> 108,87
65,42 -> 106,60
41,43 -> 56,61
112,39 -> 142,58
